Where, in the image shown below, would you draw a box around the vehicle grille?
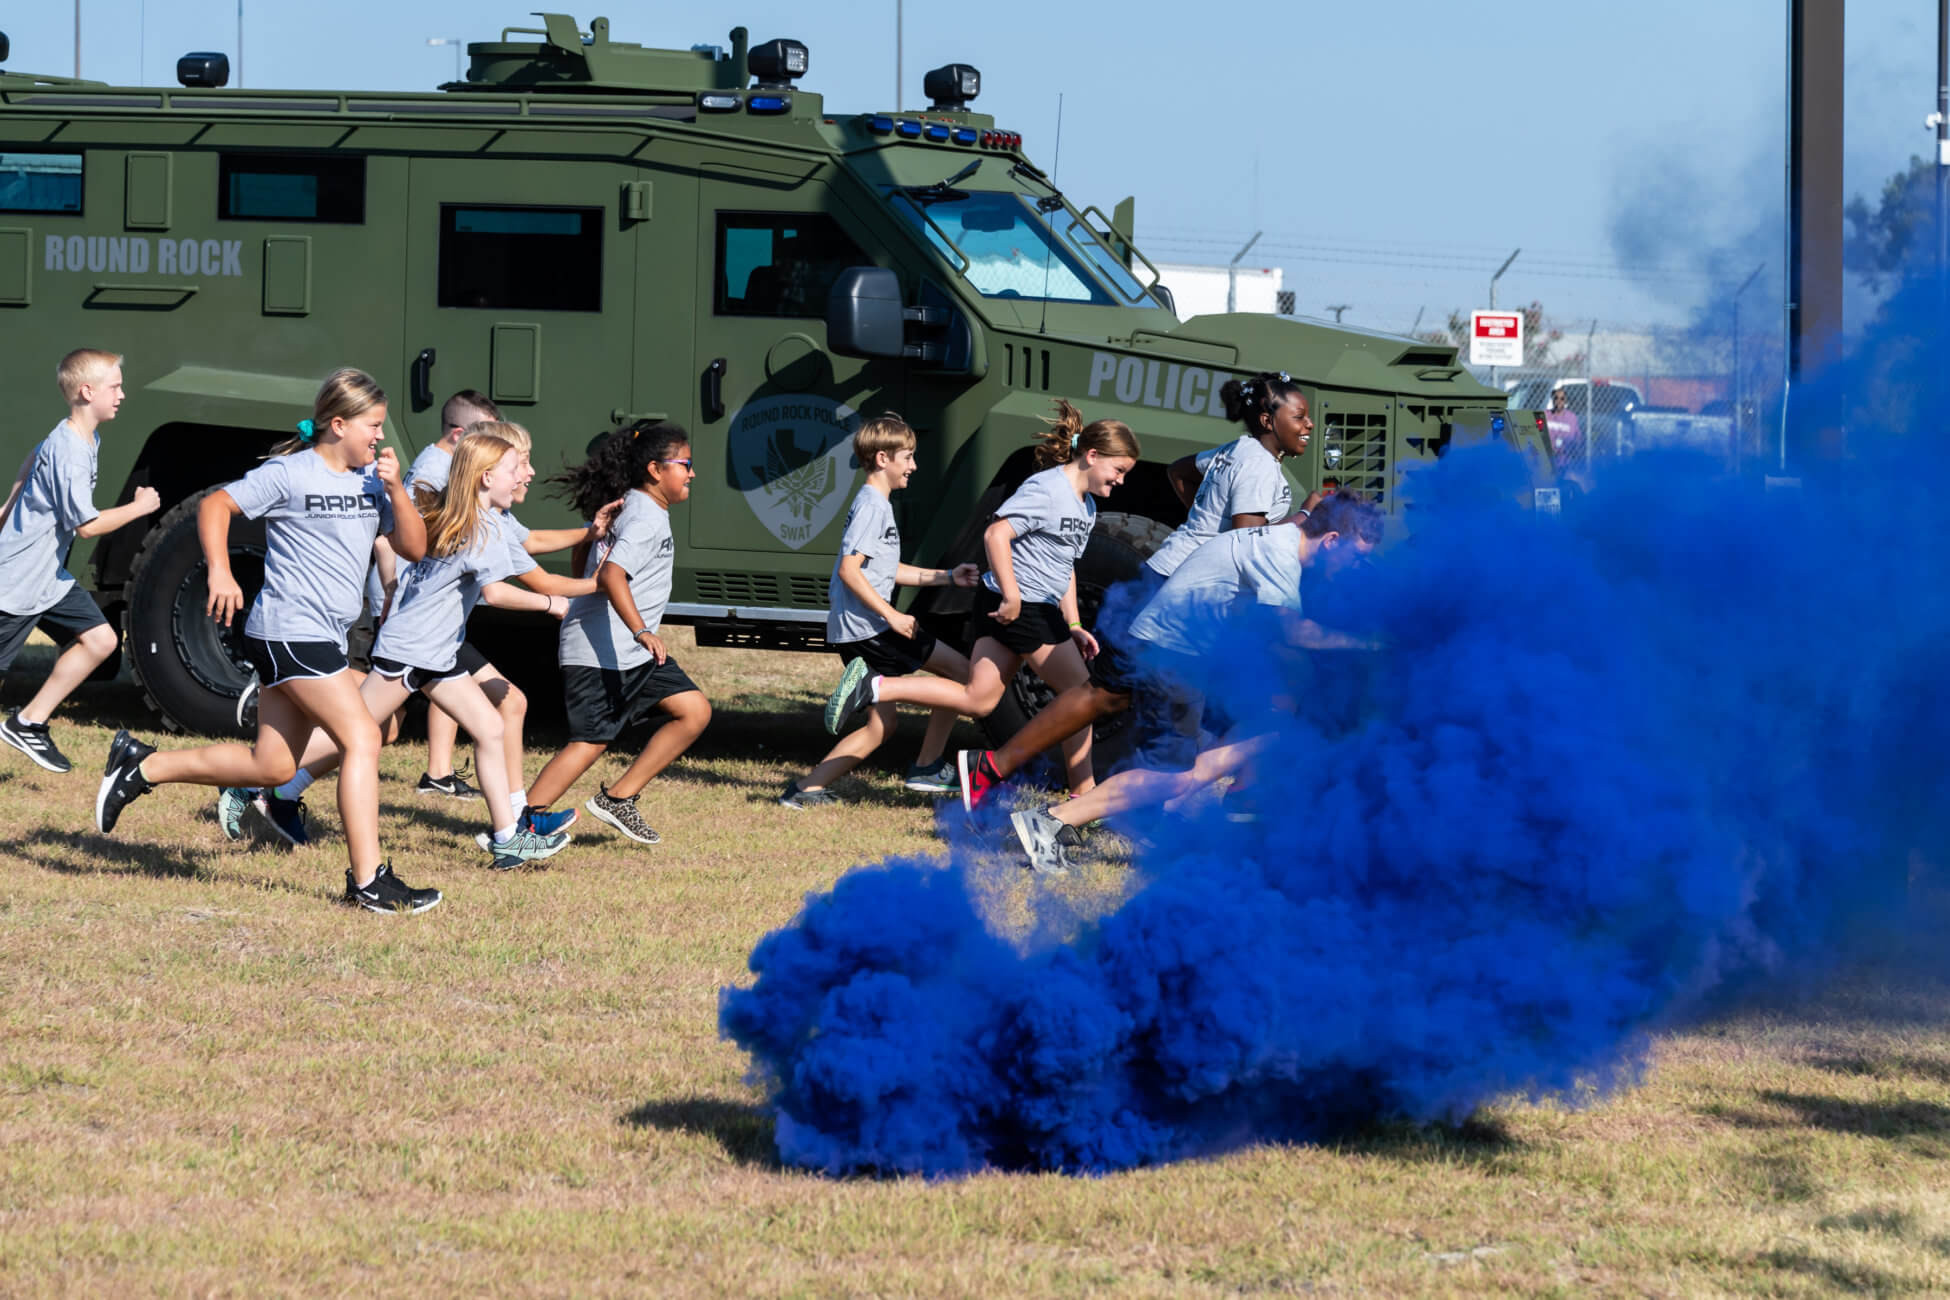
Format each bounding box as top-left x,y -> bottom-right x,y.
1321,411 -> 1388,507
693,570 -> 827,609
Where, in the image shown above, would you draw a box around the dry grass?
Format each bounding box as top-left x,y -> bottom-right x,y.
4,630 -> 1950,1296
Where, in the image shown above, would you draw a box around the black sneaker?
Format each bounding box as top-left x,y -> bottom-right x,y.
778,780 -> 840,810
1,710 -> 72,773
95,729 -> 156,832
254,792 -> 311,847
586,784 -> 660,844
342,861 -> 442,914
416,769 -> 481,800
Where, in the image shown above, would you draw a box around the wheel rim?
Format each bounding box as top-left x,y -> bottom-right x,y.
168,546 -> 265,697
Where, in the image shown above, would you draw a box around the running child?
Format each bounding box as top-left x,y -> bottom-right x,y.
779,415 -> 979,808
1007,493 -> 1383,874
228,420 -> 604,848
94,368 -> 443,914
227,432 -> 577,868
822,400 -> 1139,797
383,388 -> 503,800
956,370 -> 1317,809
0,349 -> 159,772
520,421 -> 711,845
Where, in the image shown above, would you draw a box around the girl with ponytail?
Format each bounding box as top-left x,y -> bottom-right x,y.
822,399 -> 1140,797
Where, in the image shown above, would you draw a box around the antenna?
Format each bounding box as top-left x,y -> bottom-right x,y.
1036,92 -> 1065,337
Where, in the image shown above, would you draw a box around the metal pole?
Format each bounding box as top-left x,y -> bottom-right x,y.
1937,0 -> 1948,308
74,0 -> 81,78
1731,263 -> 1764,470
1409,306 -> 1424,336
1227,231 -> 1262,314
237,0 -> 243,87
895,0 -> 903,111
1785,0 -> 1845,468
1584,319 -> 1597,470
1488,247 -> 1520,387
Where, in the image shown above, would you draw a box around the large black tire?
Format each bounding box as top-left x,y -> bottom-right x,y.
976,512 -> 1173,774
124,489 -> 266,735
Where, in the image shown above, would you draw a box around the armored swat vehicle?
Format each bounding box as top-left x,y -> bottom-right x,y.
0,15 -> 1553,735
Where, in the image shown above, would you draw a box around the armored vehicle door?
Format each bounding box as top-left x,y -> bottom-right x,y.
402,159 -> 646,486
686,182 -> 901,587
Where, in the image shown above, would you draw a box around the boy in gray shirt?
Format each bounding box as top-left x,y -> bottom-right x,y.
781,416 -> 977,808
0,349 -> 159,772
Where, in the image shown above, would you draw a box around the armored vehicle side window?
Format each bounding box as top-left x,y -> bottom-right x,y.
715,213 -> 867,317
0,152 -> 83,214
218,154 -> 365,223
438,206 -> 603,312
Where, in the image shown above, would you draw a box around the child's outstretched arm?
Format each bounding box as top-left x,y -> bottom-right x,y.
198,489 -> 246,626
512,567 -> 598,599
523,497 -> 623,555
74,484 -> 160,538
893,560 -> 980,590
480,580 -> 564,617
1058,573 -> 1097,659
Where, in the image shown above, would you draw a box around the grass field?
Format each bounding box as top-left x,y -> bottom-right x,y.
4,630 -> 1950,1296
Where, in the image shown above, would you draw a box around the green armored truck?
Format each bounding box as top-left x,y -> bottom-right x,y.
0,15 -> 1552,735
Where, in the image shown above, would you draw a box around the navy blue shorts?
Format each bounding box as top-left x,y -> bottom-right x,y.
0,586 -> 108,674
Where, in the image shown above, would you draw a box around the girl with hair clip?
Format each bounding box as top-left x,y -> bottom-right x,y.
823,399 -> 1139,797
225,432 -> 585,870
94,368 -> 445,914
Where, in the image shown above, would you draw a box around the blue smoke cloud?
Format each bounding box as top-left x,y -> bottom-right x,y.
721,294 -> 1949,1177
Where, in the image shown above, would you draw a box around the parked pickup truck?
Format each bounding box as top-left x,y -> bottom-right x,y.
1622,404 -> 1734,456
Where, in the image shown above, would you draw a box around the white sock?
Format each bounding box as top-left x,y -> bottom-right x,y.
869,674 -> 883,702
509,787 -> 527,813
274,770 -> 315,801
491,824 -> 516,845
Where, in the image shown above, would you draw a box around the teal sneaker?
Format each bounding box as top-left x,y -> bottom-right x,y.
217,786 -> 256,842
485,826 -> 571,870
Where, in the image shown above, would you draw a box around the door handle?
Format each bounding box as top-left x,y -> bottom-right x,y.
701,357 -> 727,424
411,348 -> 436,411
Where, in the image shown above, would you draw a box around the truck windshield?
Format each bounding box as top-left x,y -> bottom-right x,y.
889,190 -> 1161,309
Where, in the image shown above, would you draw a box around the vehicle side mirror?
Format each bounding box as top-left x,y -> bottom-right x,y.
827,266 -> 906,359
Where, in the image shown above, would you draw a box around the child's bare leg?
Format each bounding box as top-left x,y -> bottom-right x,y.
423,706 -> 460,781
527,741 -> 608,810
475,672 -> 527,803
874,641 -> 1014,718
912,642 -> 972,767
1054,733 -> 1276,828
1024,640 -> 1094,794
287,671 -> 409,786
18,624 -> 118,724
141,686 -> 307,790
800,702 -> 894,790
607,690 -> 711,799
277,673 -> 387,882
421,675 -> 514,834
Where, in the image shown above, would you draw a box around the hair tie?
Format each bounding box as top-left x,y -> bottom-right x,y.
295,418 -> 316,442
1069,432 -> 1080,450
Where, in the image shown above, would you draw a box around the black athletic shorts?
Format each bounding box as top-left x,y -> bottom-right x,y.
242,636 -> 349,689
456,640 -> 490,675
563,657 -> 702,744
833,626 -> 939,678
964,586 -> 1071,656
370,654 -> 469,694
0,586 -> 108,673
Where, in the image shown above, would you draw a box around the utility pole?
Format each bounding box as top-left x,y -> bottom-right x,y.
1326,304 -> 1351,323
236,0 -> 243,87
74,0 -> 81,78
1936,0 -> 1948,310
1227,231 -> 1262,314
1784,0 -> 1844,469
1488,247 -> 1520,388
894,0 -> 902,110
1731,263 -> 1765,470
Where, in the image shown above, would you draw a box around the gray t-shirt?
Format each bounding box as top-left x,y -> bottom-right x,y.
373,511 -> 533,672
558,491 -> 674,670
496,509 -> 535,572
1128,524 -> 1303,658
1146,436 -> 1293,579
980,466 -> 1095,606
228,450 -> 396,644
405,442 -> 453,495
826,486 -> 902,645
0,421 -> 99,616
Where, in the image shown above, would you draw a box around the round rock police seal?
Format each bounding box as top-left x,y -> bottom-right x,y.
726,394 -> 859,551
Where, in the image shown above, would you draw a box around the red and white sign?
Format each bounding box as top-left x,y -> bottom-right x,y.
1469,310 -> 1524,368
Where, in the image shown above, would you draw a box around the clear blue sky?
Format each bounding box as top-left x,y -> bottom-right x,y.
4,0 -> 1935,335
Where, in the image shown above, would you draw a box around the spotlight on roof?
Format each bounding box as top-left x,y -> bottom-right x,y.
177,51 -> 230,88
924,63 -> 980,111
748,38 -> 808,89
